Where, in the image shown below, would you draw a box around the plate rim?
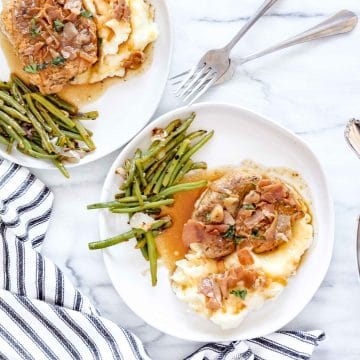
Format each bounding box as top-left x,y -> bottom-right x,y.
100,101 -> 335,342
0,0 -> 173,170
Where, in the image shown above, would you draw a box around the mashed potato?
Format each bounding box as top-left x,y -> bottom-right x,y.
73,0 -> 158,83
171,165 -> 314,330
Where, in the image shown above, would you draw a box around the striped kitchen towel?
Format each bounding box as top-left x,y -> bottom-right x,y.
0,158 -> 325,360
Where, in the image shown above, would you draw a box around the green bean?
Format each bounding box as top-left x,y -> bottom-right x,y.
71,111 -> 99,120
152,180 -> 207,201
144,208 -> 161,215
10,74 -> 31,94
163,138 -> 190,187
186,130 -> 207,141
146,148 -> 177,180
0,90 -> 26,114
191,161 -> 207,170
116,195 -> 147,203
31,93 -> 76,128
114,192 -> 125,199
24,94 -> 52,133
52,159 -> 70,179
147,132 -> 186,167
87,201 -> 125,209
27,139 -> 49,154
46,94 -> 78,115
0,134 -> 10,146
164,118 -> 182,134
151,218 -> 172,230
142,114 -> 195,161
61,130 -> 83,141
0,104 -> 31,123
88,229 -> 143,250
0,110 -> 26,135
10,82 -> 25,105
0,82 -> 10,90
74,120 -> 95,150
140,244 -> 149,260
180,130 -> 214,165
24,95 -> 54,153
6,138 -> 14,153
36,103 -> 67,146
145,231 -> 157,286
135,158 -> 147,188
88,200 -> 146,210
144,161 -> 166,195
18,146 -> 58,160
121,150 -> 140,190
172,160 -> 208,185
153,161 -> 171,194
0,119 -> 26,148
110,199 -> 174,213
133,177 -> 144,206
135,238 -> 147,249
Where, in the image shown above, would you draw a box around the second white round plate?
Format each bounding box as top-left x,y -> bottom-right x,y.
99,102 -> 334,342
0,0 -> 172,170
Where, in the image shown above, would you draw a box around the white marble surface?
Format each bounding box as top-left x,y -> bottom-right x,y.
30,0 -> 360,358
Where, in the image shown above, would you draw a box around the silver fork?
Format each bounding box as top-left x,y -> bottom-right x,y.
170,0 -> 279,105
172,9 -> 357,105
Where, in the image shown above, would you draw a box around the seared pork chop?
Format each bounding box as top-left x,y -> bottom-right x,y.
183,170 -> 304,258
0,0 -> 98,93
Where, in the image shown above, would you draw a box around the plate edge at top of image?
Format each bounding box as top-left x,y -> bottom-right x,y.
99,102 -> 334,342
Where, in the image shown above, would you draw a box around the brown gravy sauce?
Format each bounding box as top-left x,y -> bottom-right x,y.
0,32 -> 153,107
156,168 -> 231,272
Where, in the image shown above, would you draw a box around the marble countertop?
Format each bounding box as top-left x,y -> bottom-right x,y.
32,0 -> 360,358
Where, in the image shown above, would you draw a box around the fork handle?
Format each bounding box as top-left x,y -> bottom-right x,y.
223,0 -> 279,53
239,10 -> 358,65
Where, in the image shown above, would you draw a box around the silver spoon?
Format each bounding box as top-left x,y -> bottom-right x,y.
216,10 -> 358,85
345,119 -> 360,158
357,217 -> 360,279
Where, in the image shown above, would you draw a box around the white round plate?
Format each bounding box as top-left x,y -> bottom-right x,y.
99,102 -> 334,342
0,0 -> 172,169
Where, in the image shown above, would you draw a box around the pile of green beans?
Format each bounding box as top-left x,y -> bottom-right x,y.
88,113 -> 214,286
0,74 -> 98,178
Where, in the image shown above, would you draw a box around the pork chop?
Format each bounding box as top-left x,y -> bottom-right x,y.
0,0 -> 98,93
183,170 -> 305,258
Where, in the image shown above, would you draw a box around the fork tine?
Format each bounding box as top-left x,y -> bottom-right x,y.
174,64 -> 202,96
177,65 -> 208,98
188,76 -> 217,105
169,70 -> 190,81
182,69 -> 216,102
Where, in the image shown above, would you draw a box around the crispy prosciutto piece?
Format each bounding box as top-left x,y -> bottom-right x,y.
182,219 -> 234,259
198,262 -> 262,311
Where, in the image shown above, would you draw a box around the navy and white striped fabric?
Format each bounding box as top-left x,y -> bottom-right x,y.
0,158 -> 325,360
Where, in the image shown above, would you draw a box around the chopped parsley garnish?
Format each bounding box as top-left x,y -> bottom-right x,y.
80,10 -> 93,18
37,63 -> 48,70
251,229 -> 259,237
223,225 -> 235,239
223,225 -> 245,244
51,56 -> 66,66
54,19 -> 64,32
230,289 -> 247,300
23,62 -> 48,73
243,204 -> 256,210
30,18 -> 41,38
234,236 -> 245,244
23,63 -> 38,74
